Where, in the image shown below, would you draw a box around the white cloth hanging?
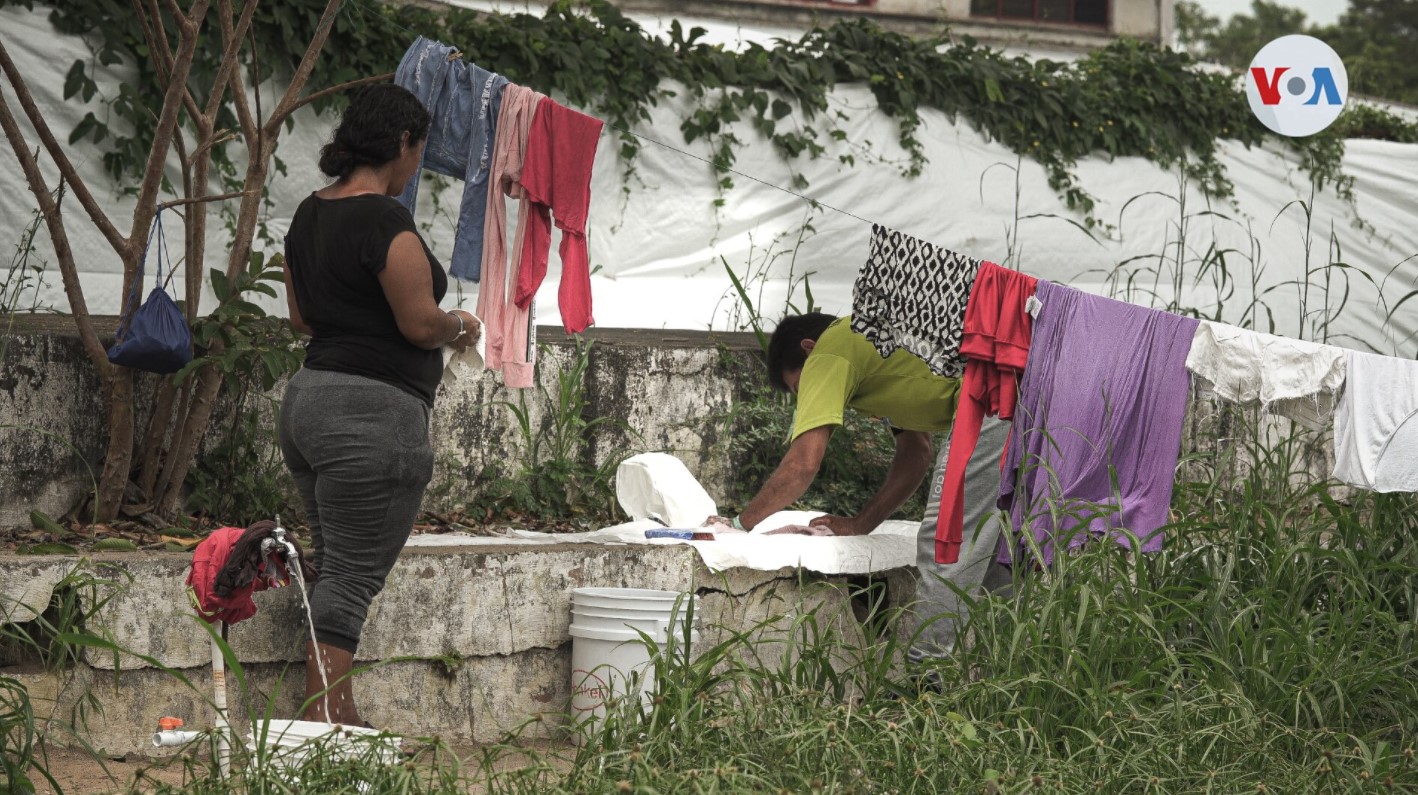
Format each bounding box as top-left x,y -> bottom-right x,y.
1185,321 -> 1348,429
1332,350 -> 1418,493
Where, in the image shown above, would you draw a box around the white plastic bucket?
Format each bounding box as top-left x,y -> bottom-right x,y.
568,587 -> 696,735
246,719 -> 398,774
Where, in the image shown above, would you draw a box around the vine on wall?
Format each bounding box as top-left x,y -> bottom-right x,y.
14,0 -> 1418,226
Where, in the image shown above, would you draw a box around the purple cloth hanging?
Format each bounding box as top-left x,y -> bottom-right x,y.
998,281 -> 1198,566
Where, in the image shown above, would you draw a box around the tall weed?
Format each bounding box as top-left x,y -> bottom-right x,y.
470,337 -> 635,525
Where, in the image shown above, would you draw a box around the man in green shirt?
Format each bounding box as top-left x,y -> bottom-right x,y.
732,313 -> 960,535
733,312 -> 1014,658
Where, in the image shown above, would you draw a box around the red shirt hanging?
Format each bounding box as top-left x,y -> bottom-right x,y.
935,261 -> 1039,564
514,98 -> 603,333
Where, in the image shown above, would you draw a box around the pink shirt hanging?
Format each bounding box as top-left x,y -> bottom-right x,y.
477,84 -> 545,388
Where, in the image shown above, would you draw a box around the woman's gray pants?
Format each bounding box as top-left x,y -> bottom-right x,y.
278,368 -> 434,653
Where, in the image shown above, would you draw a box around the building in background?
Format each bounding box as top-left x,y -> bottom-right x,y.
612,0 -> 1175,50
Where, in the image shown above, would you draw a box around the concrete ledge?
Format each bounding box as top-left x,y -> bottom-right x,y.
2,544 -> 917,756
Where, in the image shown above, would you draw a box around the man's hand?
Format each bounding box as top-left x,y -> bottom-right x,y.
808,514 -> 871,536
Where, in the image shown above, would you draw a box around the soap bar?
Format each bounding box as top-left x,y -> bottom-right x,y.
644,529 -> 715,541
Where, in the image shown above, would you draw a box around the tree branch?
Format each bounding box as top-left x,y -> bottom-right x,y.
0,95 -> 111,376
282,72 -> 394,123
202,0 -> 259,122
263,0 -> 344,137
131,0 -> 212,226
159,189 -> 257,209
219,0 -> 256,137
0,41 -> 127,254
136,0 -> 203,126
162,0 -> 187,28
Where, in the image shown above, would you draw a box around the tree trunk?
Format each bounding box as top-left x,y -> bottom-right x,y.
95,368 -> 136,522
154,359 -> 225,517
136,378 -> 179,501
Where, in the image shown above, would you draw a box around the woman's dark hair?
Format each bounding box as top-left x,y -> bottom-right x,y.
766,312 -> 839,391
318,84 -> 431,179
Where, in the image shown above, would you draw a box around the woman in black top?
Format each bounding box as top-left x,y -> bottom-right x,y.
280,84 -> 478,726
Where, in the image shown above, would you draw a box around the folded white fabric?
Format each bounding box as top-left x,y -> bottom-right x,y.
1186,321 -> 1347,428
440,308 -> 488,389
1332,350 -> 1418,493
615,452 -> 718,528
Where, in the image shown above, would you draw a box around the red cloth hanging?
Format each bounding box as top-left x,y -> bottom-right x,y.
514,97 -> 603,333
935,262 -> 1039,564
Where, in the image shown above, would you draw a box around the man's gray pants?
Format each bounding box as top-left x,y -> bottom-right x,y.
908,416 -> 1014,660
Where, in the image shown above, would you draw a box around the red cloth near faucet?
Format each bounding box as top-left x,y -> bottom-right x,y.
186,521 -> 314,625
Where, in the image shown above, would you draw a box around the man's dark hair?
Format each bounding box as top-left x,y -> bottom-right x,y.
766,312 -> 838,392
318,84 -> 431,179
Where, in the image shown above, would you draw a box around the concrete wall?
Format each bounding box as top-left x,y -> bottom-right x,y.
1113,0 -> 1162,39
610,0 -> 1168,47
1,315 -> 1334,531
0,315 -> 763,527
3,547 -> 916,756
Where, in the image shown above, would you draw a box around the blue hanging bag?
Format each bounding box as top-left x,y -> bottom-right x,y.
107,211 -> 193,374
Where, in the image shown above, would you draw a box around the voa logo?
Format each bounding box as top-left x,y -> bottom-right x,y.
1246,35 -> 1348,138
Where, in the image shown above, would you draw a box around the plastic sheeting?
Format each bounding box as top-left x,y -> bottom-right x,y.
2,4 -> 1415,357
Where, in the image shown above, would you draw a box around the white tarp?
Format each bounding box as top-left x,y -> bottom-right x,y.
2,4 -> 1415,357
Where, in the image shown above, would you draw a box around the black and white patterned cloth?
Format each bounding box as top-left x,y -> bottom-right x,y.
851,224 -> 982,378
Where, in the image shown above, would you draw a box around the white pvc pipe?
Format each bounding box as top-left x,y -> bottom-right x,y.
212,627 -> 231,778
151,730 -> 202,747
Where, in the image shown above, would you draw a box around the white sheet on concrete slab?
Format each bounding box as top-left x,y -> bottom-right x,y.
404,510 -> 918,574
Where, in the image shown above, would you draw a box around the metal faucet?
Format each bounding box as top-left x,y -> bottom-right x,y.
259,514 -> 300,567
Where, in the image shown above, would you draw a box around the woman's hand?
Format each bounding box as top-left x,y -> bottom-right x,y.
447,310 -> 481,353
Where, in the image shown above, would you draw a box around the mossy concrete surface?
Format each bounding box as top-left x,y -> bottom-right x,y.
3,544 -> 916,756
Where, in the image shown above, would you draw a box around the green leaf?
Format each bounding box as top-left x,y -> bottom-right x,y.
261,351 -> 284,383
228,299 -> 266,318
62,60 -> 86,100
68,112 -> 99,145
984,77 -> 1004,103
30,509 -> 69,536
210,268 -> 231,303
92,538 -> 139,552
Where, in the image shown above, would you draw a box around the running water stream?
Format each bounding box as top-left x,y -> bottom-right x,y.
278,520 -> 329,713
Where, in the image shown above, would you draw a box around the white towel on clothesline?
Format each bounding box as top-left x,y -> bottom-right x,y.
1185,321 -> 1347,429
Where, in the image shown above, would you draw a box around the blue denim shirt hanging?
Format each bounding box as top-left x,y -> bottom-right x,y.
395,36 -> 509,283
106,210 -> 193,374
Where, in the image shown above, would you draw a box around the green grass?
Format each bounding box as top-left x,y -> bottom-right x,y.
74,422 -> 1414,794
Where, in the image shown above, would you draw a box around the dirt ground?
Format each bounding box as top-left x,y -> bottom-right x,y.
26,748 -> 187,795
26,741 -> 574,794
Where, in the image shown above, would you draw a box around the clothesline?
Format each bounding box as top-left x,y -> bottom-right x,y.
350,0 -> 879,227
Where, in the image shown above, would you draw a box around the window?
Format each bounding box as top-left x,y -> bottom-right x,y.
970,0 -> 1108,27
